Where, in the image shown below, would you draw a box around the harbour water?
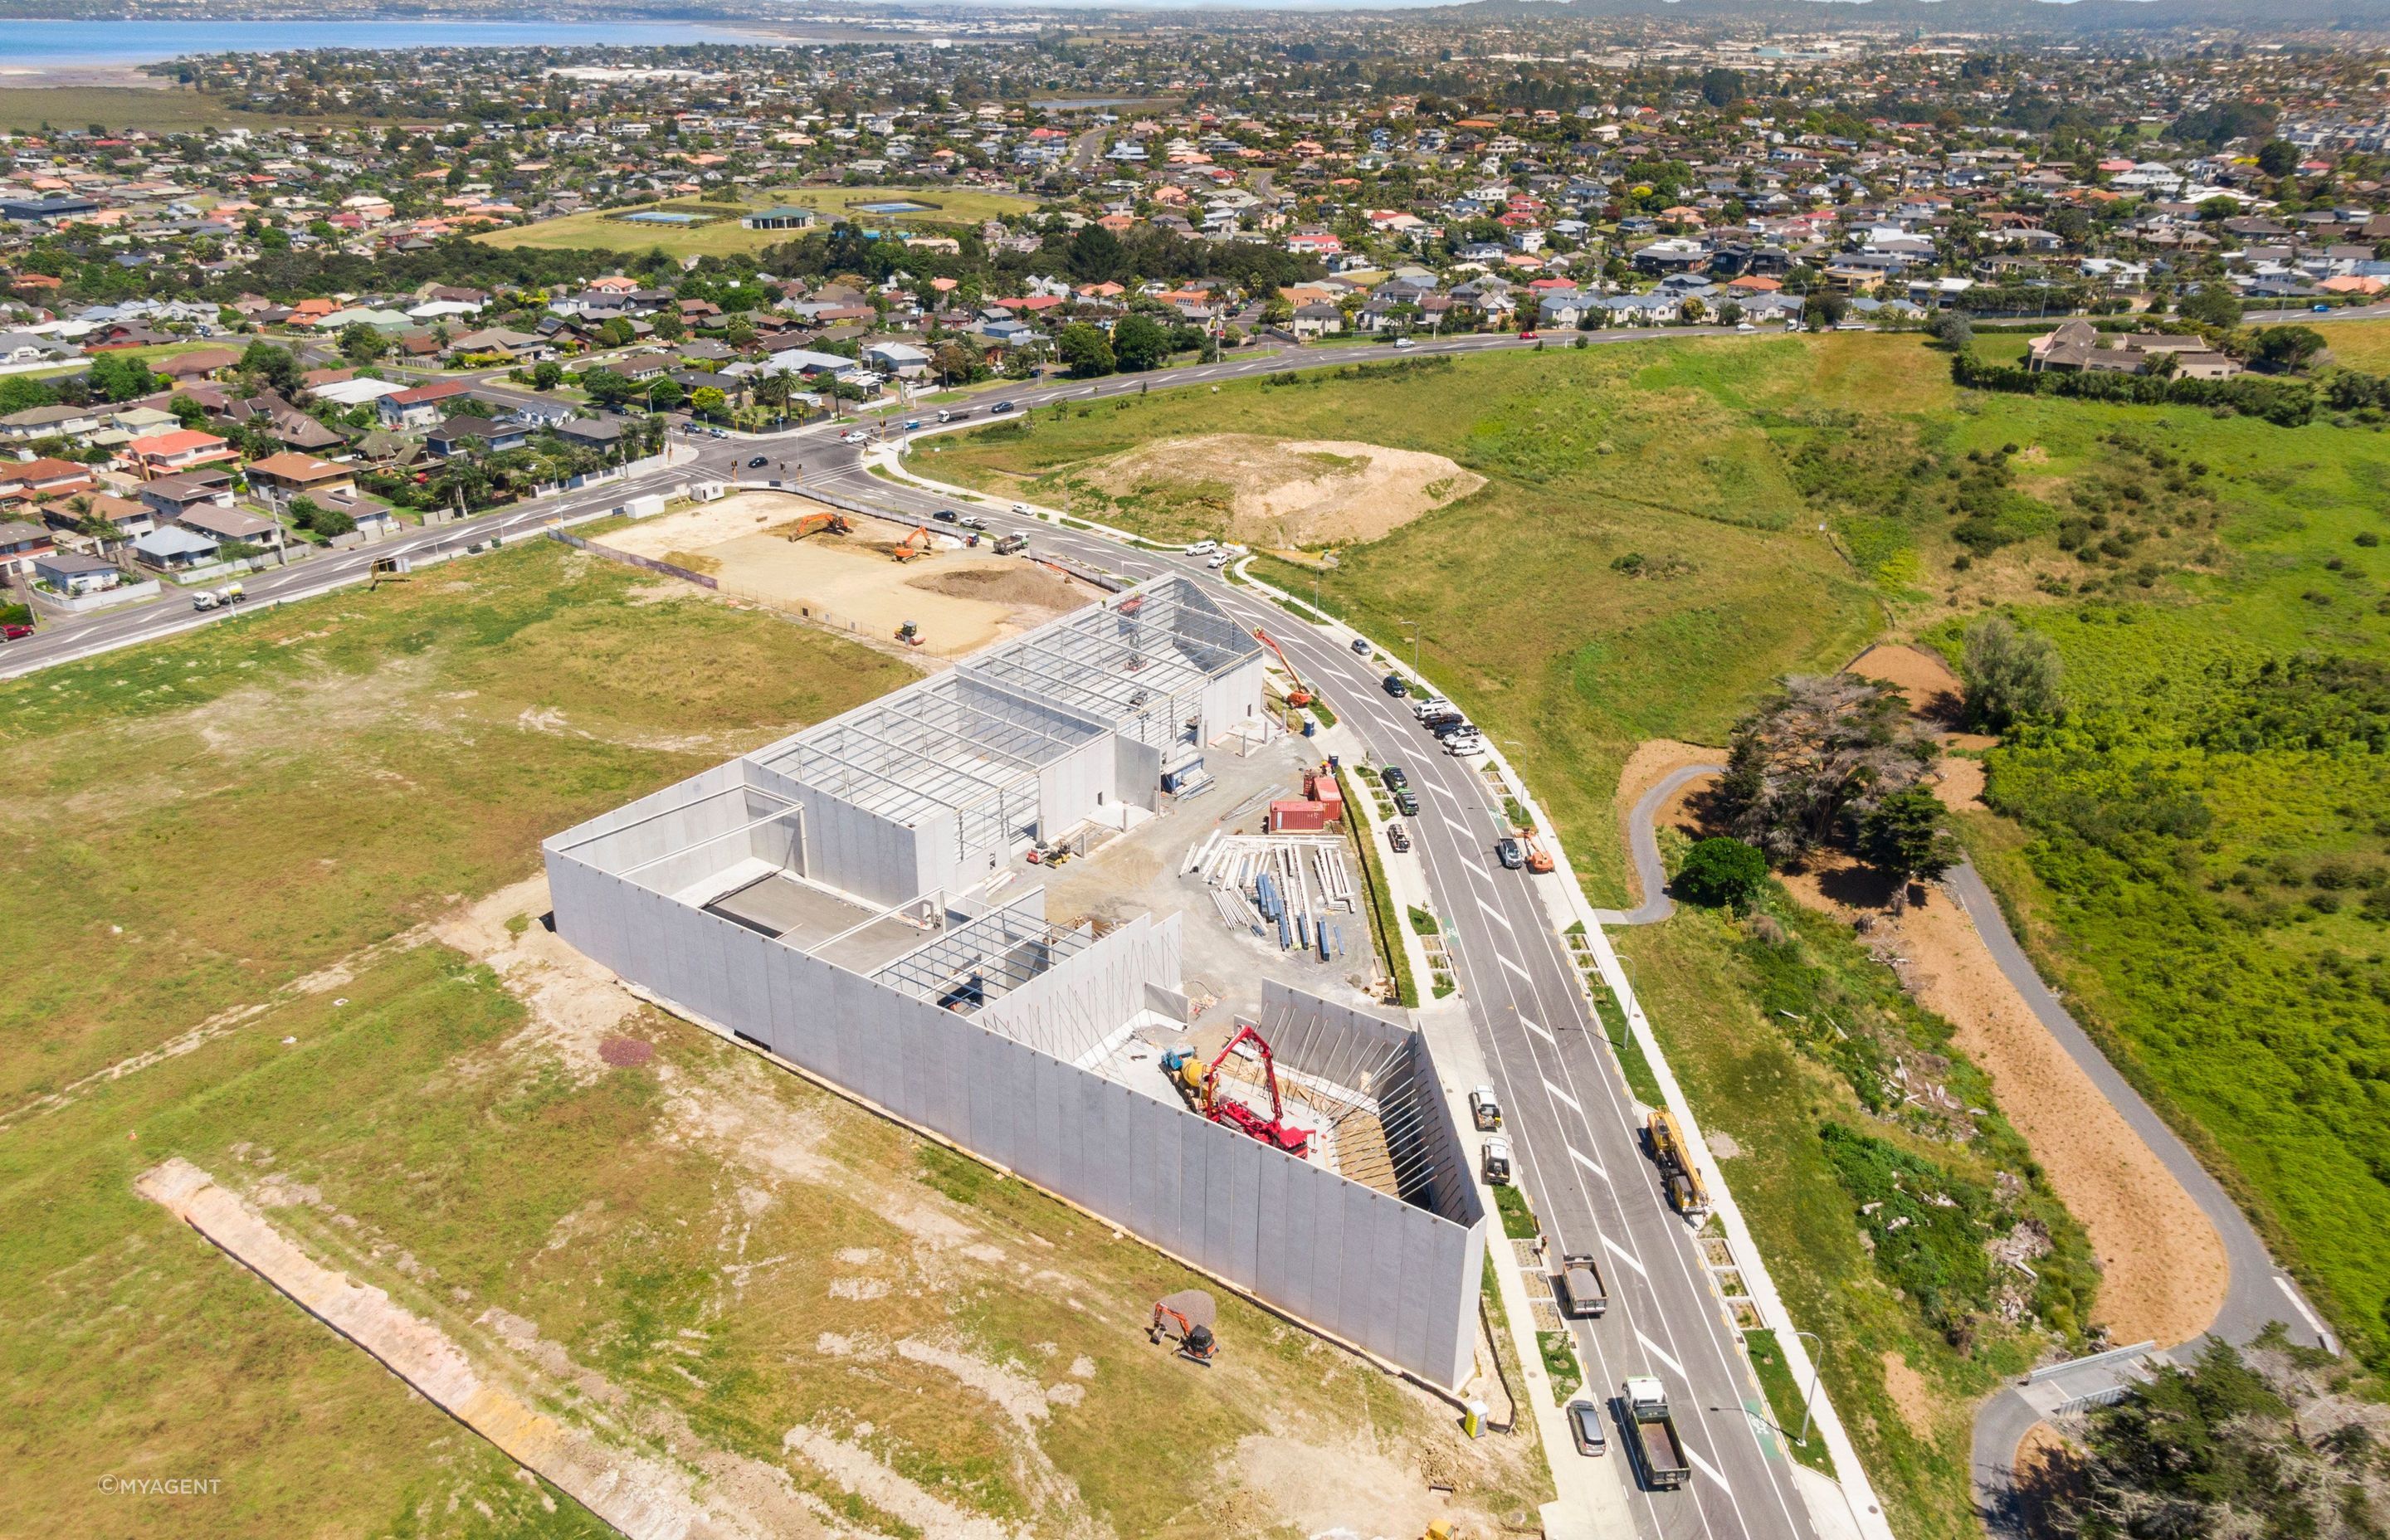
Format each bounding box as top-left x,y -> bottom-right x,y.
0,17 -> 779,69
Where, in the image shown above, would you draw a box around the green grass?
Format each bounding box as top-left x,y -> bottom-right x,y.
1744,1329 -> 1837,1476
1492,1182 -> 1538,1240
1408,904 -> 1440,936
0,84 -> 351,134
476,185 -> 1040,260
0,538 -> 1553,1537
1537,1331 -> 1584,1404
925,339 -> 1885,904
1337,766 -> 1416,1009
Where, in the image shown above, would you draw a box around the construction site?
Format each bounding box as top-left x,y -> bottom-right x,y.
598,489 -> 1102,657
544,573 -> 1489,1390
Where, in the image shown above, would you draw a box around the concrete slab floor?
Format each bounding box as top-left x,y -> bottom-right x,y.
1032,722 -> 1384,1025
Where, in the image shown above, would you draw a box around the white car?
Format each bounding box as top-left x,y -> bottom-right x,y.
1185,539 -> 1218,556
1444,733 -> 1487,757
1011,502 -> 1032,514
1412,696 -> 1453,721
1207,551 -> 1232,569
1393,335 -> 1417,349
1735,322 -> 1758,333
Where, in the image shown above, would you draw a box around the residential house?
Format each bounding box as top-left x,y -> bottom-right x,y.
1290,302 -> 1344,339
1,456 -> 100,500
245,451 -> 358,503
129,524 -> 219,571
1,402 -> 103,441
124,428 -> 237,480
377,379 -> 470,429
425,417 -> 531,457
138,469 -> 238,522
0,518 -> 54,574
32,549 -> 123,596
177,503 -> 283,552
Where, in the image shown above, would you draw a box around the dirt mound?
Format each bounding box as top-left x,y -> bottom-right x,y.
907,564 -> 1086,612
1086,434 -> 1483,548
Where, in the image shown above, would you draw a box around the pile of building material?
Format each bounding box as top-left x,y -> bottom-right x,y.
1182,831 -> 1358,960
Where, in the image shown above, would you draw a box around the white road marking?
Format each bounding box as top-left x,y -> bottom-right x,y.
1521,1015 -> 1556,1044
2276,1275 -> 2331,1338
1603,1234 -> 1648,1278
1501,953 -> 1534,982
1543,1077 -> 1580,1114
1441,815 -> 1473,839
1687,1448 -> 1729,1489
1477,897 -> 1514,931
1635,1329 -> 1685,1380
1569,1143 -> 1607,1182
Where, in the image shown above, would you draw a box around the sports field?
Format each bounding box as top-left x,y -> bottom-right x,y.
476,185 -> 1041,260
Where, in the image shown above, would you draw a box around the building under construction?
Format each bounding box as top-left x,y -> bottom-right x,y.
544,575 -> 1489,1390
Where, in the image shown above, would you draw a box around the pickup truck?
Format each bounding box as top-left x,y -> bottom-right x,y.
1558,1253 -> 1607,1318
1620,1377 -> 1691,1489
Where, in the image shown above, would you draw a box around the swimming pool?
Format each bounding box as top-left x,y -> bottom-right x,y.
619,211 -> 703,225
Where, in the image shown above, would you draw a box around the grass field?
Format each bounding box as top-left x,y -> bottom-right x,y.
2319,317 -> 2390,373
0,84 -> 340,133
915,340 -> 1890,903
919,328 -> 2390,1528
476,185 -> 1041,261
0,541 -> 1549,1538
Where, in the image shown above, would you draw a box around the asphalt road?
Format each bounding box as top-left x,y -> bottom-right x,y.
1600,758 -> 2339,1536
6,324 -> 1790,1540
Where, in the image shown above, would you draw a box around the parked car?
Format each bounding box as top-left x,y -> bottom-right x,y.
1481,1136 -> 1512,1185
959,514 -> 987,531
1387,822 -> 1411,853
1735,323 -> 1758,334
1568,1401 -> 1609,1458
1383,674 -> 1409,698
1445,733 -> 1487,758
1411,696 -> 1453,721
1394,789 -> 1420,816
1185,539 -> 1218,555
990,400 -> 1017,414
1519,329 -> 1538,340
1012,502 -> 1032,514
1207,551 -> 1231,568
1351,637 -> 1371,655
0,622 -> 32,641
1496,837 -> 1524,870
933,509 -> 958,523
1381,766 -> 1408,790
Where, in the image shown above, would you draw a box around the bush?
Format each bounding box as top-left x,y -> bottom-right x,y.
1675,837 -> 1769,909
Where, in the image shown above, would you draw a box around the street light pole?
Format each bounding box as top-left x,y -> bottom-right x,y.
1792,1328 -> 1824,1446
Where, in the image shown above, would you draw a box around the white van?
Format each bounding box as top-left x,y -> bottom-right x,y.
1185,539 -> 1218,556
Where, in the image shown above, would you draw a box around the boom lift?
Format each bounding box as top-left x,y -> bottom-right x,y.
1251,627 -> 1314,709
1162,1025 -> 1310,1157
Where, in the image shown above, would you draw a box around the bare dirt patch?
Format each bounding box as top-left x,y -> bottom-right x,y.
1846,643 -> 1963,724
1879,1350 -> 1941,1437
603,492 -> 1100,656
1233,1432 -> 1458,1540
1085,434 -> 1484,548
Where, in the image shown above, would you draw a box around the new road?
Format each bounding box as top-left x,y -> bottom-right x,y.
12,326 -> 1789,1540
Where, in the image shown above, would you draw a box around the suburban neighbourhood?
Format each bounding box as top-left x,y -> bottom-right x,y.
2,9 -> 2388,1540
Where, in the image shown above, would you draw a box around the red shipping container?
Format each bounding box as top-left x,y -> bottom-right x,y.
1269,799 -> 1329,833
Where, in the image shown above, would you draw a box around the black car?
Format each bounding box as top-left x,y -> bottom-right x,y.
1394,789 -> 1421,816
1388,823 -> 1412,853
1381,766 -> 1408,790
746,455 -> 768,468
990,400 -> 1017,414
1496,838 -> 1524,870
1429,717 -> 1475,738
1383,674 -> 1410,698
934,509 -> 958,523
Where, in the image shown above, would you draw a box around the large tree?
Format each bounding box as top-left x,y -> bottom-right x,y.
1718,675 -> 1936,861
1856,787 -> 1960,885
1960,615 -> 2063,732
1112,313 -> 1172,373
1056,322 -> 1115,379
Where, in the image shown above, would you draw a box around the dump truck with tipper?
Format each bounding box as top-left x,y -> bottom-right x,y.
1620,1376 -> 1690,1489
1558,1253 -> 1607,1318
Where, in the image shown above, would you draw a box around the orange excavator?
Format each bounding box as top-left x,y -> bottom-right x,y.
1149,1289 -> 1218,1366
781,511 -> 851,541
891,524 -> 934,563
1251,627 -> 1313,708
